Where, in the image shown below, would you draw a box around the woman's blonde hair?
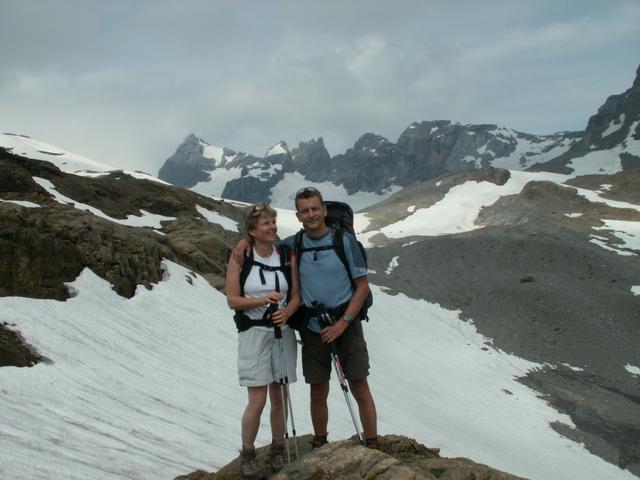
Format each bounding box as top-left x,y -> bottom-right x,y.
244,203 -> 277,242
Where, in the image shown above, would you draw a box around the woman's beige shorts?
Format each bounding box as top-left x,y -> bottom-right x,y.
237,327 -> 298,387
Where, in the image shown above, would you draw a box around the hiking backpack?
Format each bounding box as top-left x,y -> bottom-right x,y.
294,200 -> 373,320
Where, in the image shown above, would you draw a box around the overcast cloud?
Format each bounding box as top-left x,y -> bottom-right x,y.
1,0 -> 639,174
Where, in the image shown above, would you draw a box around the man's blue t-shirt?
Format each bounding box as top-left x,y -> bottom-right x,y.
281,229 -> 367,332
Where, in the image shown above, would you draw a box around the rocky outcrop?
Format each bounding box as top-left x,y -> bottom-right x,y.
175,434 -> 524,480
533,64 -> 640,173
0,149 -> 245,367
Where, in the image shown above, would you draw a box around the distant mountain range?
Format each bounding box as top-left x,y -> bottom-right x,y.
158,65 -> 640,208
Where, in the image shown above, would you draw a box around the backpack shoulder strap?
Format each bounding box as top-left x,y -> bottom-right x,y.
277,245 -> 293,302
332,226 -> 355,287
294,229 -> 305,269
238,248 -> 254,296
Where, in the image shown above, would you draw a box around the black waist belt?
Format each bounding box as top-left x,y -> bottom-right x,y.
305,300 -> 350,324
234,312 -> 274,333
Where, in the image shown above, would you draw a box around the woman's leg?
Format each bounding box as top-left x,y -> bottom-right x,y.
242,385 -> 268,449
268,382 -> 285,441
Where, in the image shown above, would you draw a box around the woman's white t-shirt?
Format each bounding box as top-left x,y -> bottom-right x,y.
243,247 -> 289,331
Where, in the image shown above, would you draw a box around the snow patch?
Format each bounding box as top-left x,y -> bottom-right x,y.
385,256 -> 399,275
561,363 -> 585,372
632,286 -> 640,296
201,142 -> 225,165
195,205 -> 239,232
407,205 -> 416,213
601,114 -> 625,138
266,143 -> 288,157
33,177 -> 175,229
0,198 -> 41,208
0,133 -> 115,174
625,364 -> 640,376
565,213 -> 583,218
268,171 -> 401,211
591,220 -> 640,256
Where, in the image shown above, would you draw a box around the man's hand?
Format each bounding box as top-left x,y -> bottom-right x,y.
231,238 -> 252,265
320,319 -> 348,344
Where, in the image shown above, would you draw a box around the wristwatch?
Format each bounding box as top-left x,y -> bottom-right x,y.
343,313 -> 353,324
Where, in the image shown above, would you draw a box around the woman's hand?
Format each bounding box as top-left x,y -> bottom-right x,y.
271,308 -> 288,326
264,292 -> 283,305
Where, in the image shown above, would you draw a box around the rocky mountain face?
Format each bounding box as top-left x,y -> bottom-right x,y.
534,64 -> 640,173
0,147 -> 243,367
176,434 -> 524,480
159,125 -> 579,203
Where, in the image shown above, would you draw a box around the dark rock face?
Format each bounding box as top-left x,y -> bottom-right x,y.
0,322 -> 47,367
175,434 -> 524,480
158,134 -> 216,188
0,149 -> 244,367
533,64 -> 640,174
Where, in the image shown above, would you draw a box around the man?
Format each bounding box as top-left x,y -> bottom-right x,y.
290,187 -> 378,449
234,187 -> 378,449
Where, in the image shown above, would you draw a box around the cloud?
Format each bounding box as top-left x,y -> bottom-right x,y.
1,0 -> 639,174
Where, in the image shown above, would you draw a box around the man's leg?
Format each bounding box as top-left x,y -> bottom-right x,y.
348,378 -> 377,439
309,381 -> 330,436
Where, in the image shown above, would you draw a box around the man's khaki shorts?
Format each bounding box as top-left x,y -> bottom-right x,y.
299,318 -> 369,384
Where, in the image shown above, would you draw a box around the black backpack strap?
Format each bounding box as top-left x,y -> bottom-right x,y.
238,249 -> 254,296
278,246 -> 292,302
332,226 -> 354,287
294,229 -> 305,269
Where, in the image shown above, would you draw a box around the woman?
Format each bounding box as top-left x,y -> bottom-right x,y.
225,203 -> 300,478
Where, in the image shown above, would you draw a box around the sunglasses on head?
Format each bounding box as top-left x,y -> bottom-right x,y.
295,186 -> 320,198
248,203 -> 268,216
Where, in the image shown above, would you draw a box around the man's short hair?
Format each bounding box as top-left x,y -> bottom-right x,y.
294,186 -> 323,210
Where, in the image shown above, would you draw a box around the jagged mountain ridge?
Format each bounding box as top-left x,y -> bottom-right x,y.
159,124 -> 579,206
159,64 -> 640,208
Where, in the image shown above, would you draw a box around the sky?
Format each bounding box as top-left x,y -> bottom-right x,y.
1,1 -> 639,175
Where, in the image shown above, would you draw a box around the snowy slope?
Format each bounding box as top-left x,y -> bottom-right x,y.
0,133 -> 166,184
1,260 -> 636,480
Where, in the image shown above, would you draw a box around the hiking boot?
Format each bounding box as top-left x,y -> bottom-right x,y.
240,447 -> 262,480
365,437 -> 380,450
310,435 -> 328,449
269,440 -> 286,472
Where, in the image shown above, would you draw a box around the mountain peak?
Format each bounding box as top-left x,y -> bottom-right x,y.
265,141 -> 289,157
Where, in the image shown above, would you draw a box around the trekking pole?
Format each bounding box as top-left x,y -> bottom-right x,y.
312,301 -> 364,445
274,325 -> 299,461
